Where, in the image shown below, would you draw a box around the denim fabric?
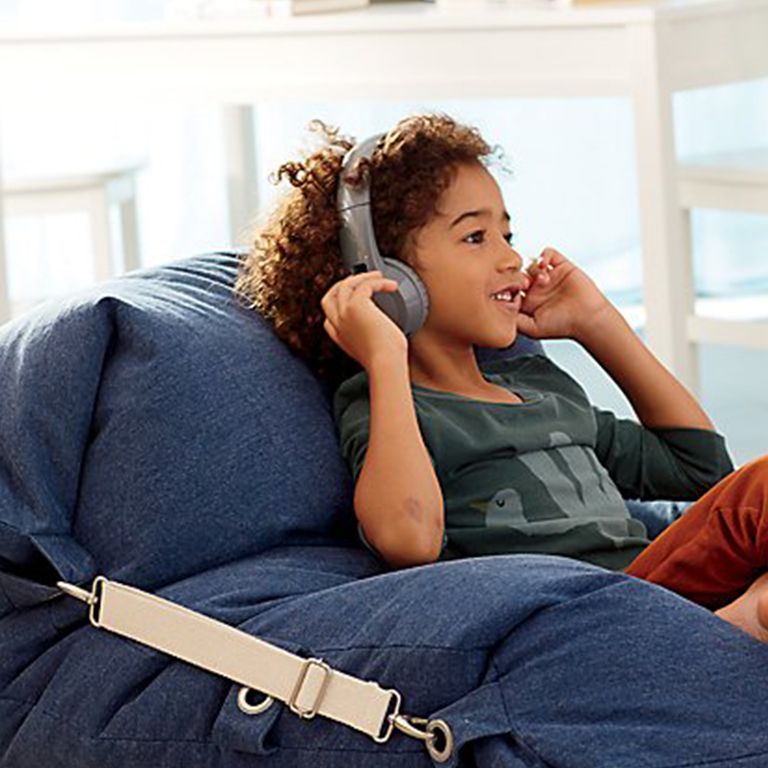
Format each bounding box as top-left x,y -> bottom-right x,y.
5,548 -> 768,767
0,251 -> 359,590
624,499 -> 692,540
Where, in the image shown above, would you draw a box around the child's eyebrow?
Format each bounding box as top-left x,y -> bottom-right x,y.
448,209 -> 511,229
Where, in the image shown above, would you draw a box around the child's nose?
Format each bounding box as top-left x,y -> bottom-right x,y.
498,246 -> 524,272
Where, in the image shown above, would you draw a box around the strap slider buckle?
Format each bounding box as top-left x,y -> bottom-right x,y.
288,658 -> 332,719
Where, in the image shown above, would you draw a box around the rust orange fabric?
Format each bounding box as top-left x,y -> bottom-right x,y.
625,456 -> 768,609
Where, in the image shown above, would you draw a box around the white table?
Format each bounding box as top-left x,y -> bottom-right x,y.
1,0 -> 767,391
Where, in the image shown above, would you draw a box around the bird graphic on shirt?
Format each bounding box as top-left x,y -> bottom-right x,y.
470,488 -> 528,528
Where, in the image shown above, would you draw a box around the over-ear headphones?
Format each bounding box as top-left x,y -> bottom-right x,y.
336,132 -> 430,337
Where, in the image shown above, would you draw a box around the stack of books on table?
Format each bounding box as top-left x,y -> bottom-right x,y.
433,0 -> 561,7
434,0 -> 650,6
167,0 -> 370,18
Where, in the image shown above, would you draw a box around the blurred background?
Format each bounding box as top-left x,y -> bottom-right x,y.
0,0 -> 766,465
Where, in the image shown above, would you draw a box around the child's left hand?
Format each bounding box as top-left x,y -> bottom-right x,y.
516,248 -> 611,341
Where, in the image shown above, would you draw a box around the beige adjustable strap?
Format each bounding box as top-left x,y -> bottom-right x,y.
57,576 -> 454,762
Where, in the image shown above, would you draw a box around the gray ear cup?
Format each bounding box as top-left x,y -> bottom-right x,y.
373,258 -> 430,338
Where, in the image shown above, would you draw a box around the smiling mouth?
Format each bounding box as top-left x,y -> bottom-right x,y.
489,289 -> 525,313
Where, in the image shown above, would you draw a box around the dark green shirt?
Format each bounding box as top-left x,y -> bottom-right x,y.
333,354 -> 734,571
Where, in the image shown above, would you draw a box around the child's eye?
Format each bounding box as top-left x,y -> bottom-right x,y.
463,230 -> 516,246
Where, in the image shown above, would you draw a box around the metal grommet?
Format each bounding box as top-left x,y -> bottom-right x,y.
425,719 -> 454,763
237,686 -> 275,715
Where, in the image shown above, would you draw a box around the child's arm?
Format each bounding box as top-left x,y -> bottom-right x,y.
323,270 -> 444,568
354,354 -> 445,567
517,248 -> 713,431
574,302 -> 712,430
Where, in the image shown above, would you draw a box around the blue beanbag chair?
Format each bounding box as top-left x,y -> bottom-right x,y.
3,250 -> 768,768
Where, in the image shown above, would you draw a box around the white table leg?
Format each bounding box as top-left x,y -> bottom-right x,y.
0,153 -> 10,324
109,171 -> 142,273
677,204 -> 699,384
221,105 -> 259,247
119,193 -> 141,273
630,24 -> 699,396
89,187 -> 114,283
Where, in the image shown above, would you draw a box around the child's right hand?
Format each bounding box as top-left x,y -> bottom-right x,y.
321,270 -> 408,370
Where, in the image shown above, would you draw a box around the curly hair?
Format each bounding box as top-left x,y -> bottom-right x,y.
235,112 -> 507,393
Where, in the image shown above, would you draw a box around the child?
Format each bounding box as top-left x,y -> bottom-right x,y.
236,113 -> 768,645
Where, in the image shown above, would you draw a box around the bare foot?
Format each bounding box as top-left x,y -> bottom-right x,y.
715,571 -> 768,644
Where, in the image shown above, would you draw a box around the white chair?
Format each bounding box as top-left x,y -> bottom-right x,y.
675,146 -> 768,394
1,162 -> 144,319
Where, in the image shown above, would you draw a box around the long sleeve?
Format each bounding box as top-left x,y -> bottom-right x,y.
592,407 -> 735,502
333,374 -> 373,484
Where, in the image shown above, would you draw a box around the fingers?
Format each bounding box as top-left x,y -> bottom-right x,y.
321,270 -> 378,317
339,270 -> 398,300
525,260 -> 552,286
526,248 -> 564,286
340,269 -> 391,291
320,269 -> 399,327
540,247 -> 566,266
337,271 -> 399,315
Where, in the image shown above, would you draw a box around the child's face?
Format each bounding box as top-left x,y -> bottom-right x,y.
408,161 -> 529,350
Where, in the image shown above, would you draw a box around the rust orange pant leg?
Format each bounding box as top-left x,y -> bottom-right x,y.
625,455 -> 768,610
